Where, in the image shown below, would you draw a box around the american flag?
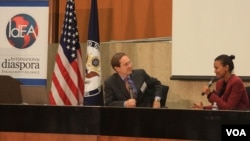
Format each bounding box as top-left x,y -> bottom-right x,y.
49,0 -> 84,105
84,0 -> 103,106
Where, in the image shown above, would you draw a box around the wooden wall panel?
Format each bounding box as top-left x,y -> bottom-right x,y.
53,0 -> 171,42
98,136 -> 195,141
0,132 -> 196,141
0,132 -> 97,141
119,0 -> 171,40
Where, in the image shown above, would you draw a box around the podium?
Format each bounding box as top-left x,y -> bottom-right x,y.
0,75 -> 22,104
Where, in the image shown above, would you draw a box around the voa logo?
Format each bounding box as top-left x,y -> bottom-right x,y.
6,13 -> 38,49
226,129 -> 246,136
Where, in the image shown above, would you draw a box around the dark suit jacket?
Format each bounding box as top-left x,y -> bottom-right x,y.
207,74 -> 249,110
104,69 -> 162,107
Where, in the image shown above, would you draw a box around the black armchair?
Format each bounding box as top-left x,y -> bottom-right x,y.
245,86 -> 250,109
147,84 -> 169,108
161,85 -> 169,107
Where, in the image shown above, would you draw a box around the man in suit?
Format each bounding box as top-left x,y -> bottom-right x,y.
104,52 -> 162,108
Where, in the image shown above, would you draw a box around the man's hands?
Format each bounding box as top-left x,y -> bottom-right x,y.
124,99 -> 136,108
124,98 -> 161,108
153,100 -> 161,108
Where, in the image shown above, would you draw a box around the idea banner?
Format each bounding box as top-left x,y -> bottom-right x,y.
0,0 -> 49,85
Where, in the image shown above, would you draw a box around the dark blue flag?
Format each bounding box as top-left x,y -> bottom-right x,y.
84,0 -> 103,106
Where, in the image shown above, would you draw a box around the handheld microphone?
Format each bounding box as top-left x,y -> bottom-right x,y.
201,77 -> 217,96
129,86 -> 134,98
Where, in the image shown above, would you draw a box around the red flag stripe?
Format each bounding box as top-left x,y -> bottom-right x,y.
50,71 -> 72,105
56,48 -> 79,99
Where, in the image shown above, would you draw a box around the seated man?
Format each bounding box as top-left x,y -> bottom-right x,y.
104,52 -> 162,108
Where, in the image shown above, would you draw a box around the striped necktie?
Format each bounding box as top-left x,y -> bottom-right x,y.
125,77 -> 137,98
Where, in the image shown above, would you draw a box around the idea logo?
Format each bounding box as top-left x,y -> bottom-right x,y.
6,13 -> 38,49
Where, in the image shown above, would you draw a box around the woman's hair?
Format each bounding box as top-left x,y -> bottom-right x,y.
215,54 -> 235,73
111,52 -> 126,69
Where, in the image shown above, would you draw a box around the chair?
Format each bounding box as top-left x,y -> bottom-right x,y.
147,84 -> 169,108
161,85 -> 169,107
245,86 -> 250,109
0,75 -> 22,104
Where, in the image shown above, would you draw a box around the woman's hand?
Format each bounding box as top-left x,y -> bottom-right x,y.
192,102 -> 204,109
